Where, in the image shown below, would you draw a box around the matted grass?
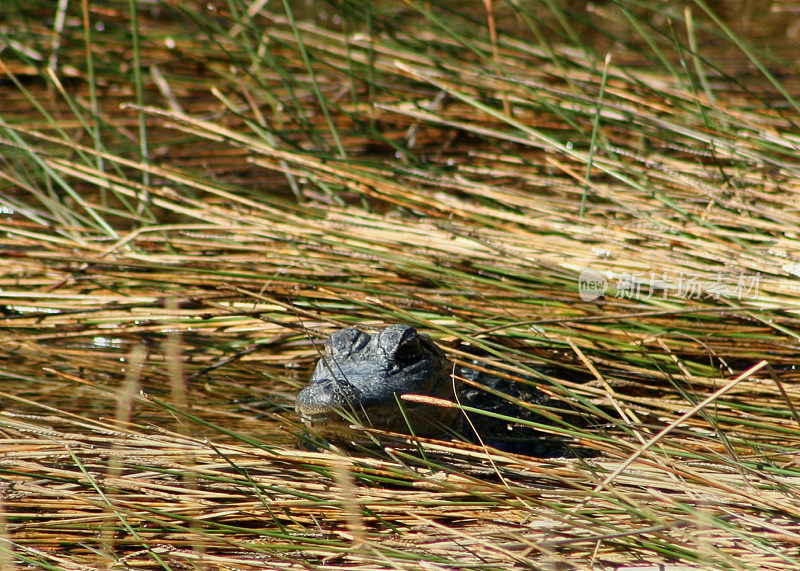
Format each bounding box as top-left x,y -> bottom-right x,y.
2,1 -> 800,568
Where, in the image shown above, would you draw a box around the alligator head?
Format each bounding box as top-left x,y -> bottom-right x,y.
295,325 -> 459,442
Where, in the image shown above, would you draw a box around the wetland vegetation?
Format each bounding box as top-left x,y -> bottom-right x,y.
3,1 -> 800,568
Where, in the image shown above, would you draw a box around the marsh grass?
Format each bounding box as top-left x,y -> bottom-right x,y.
3,0 -> 800,568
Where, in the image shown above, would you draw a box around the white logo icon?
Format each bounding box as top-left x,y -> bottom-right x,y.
578,269 -> 607,301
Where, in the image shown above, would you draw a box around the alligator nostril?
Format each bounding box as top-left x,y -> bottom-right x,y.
295,382 -> 334,416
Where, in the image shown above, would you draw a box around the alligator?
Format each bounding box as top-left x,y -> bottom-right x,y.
295,324 -> 585,456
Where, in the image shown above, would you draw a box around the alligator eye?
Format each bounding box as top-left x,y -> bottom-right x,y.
391,327 -> 421,364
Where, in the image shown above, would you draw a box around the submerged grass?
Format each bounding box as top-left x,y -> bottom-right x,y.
2,0 -> 800,568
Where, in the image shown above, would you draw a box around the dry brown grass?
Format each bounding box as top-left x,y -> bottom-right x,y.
3,1 -> 800,568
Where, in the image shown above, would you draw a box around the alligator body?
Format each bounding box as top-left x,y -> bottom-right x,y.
295,324 -> 582,455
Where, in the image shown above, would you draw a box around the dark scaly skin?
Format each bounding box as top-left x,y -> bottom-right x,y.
295,325 -> 460,442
